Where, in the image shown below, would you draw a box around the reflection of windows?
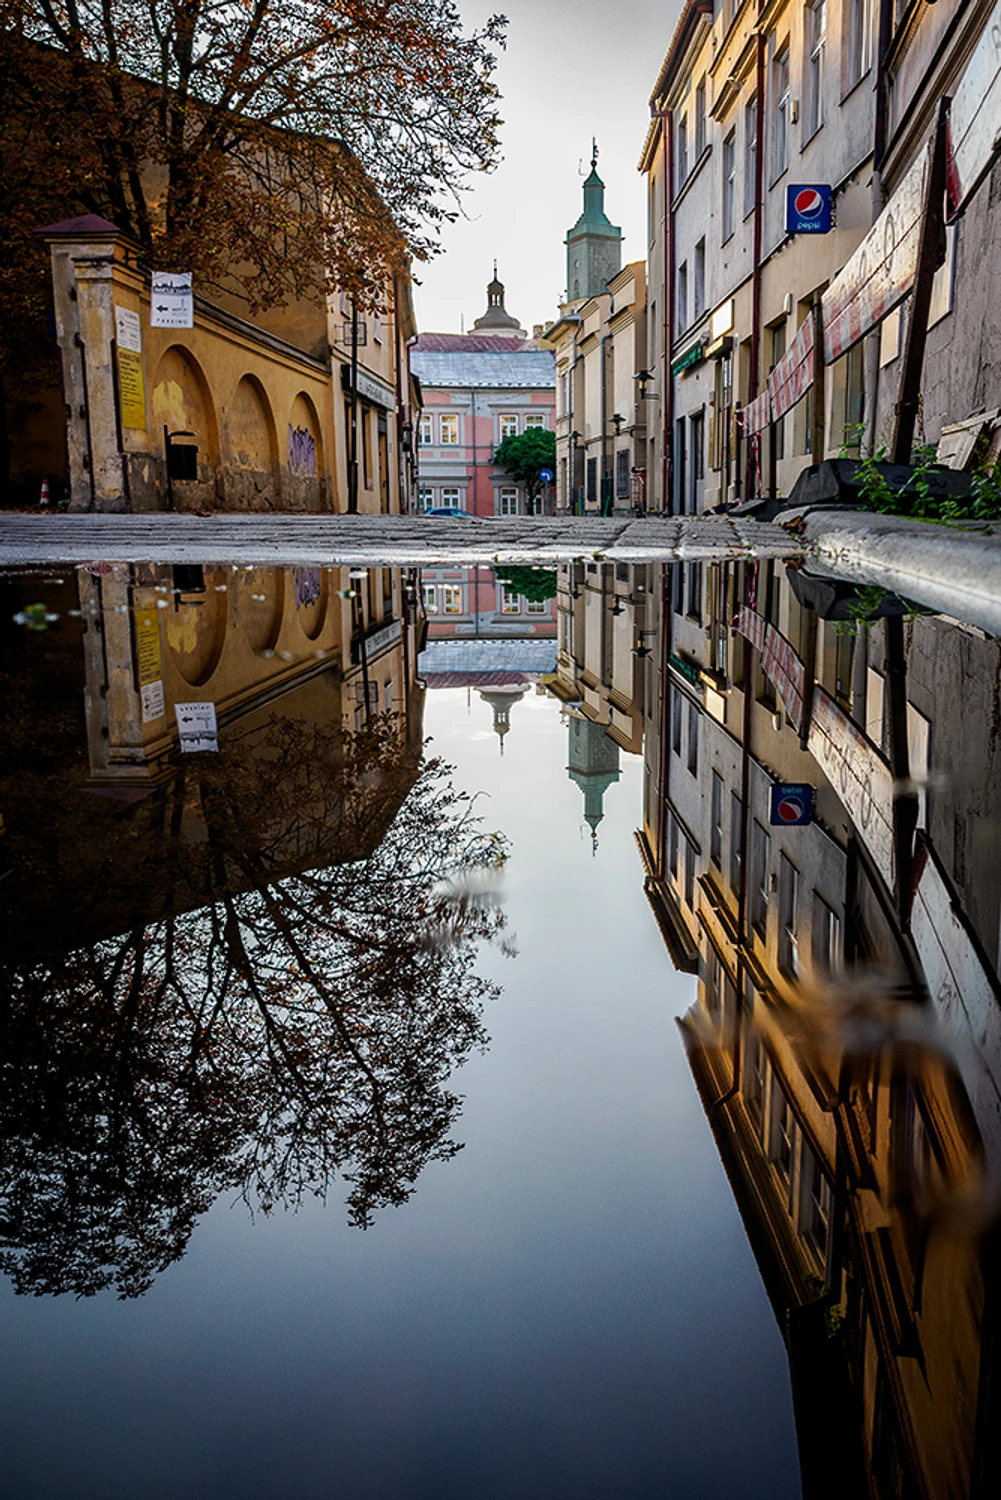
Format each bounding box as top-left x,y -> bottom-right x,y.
687,701 -> 699,776
778,853 -> 799,977
422,584 -> 438,613
526,598 -> 547,615
710,771 -> 724,867
616,448 -> 631,499
499,414 -> 519,440
499,487 -> 518,516
800,1147 -> 833,1257
441,486 -> 461,508
440,413 -> 459,445
686,562 -> 702,620
813,895 -> 842,976
442,585 -> 462,614
501,587 -> 520,614
677,112 -> 689,188
419,414 -> 433,446
586,456 -> 598,503
524,412 -> 547,429
730,792 -> 743,893
750,820 -> 770,936
694,239 -> 706,319
744,1025 -> 768,1138
672,691 -> 683,756
677,261 -> 688,334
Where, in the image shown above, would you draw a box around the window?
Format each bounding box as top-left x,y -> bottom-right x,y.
671,690 -> 683,756
800,1147 -> 833,1257
695,78 -> 707,158
750,820 -> 770,935
744,97 -> 758,218
744,1023 -> 768,1138
686,562 -> 702,620
560,373 -> 569,415
805,0 -> 826,139
440,413 -> 459,445
499,414 -> 519,440
524,412 -> 547,429
669,813 -> 680,880
422,583 -> 438,613
687,701 -> 699,776
730,792 -> 743,893
677,260 -> 688,334
441,486 -> 461,508
773,46 -> 790,179
419,414 -> 433,447
773,1087 -> 797,1200
501,586 -> 520,614
710,771 -> 724,867
847,0 -> 870,87
684,835 -> 696,909
694,239 -> 706,319
677,113 -> 689,189
616,448 -> 631,499
778,853 -> 799,977
418,486 -> 434,512
499,487 -> 518,516
813,896 -> 843,977
526,598 -> 548,615
442,585 -> 462,614
722,130 -> 736,240
586,456 -> 598,503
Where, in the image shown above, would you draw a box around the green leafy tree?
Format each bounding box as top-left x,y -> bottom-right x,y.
493,566 -> 556,603
493,428 -> 556,511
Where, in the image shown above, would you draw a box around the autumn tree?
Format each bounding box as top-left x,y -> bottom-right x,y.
493,427 -> 557,511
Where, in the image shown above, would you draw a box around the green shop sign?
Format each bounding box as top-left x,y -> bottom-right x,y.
671,342 -> 705,377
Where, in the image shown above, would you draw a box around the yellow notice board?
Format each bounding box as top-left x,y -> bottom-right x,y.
134,608 -> 163,685
118,348 -> 147,430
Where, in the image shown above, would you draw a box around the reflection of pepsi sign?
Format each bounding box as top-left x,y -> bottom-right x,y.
786,184 -> 832,234
770,783 -> 813,826
539,467 -> 554,483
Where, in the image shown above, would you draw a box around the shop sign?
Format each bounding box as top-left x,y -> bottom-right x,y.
710,300 -> 734,341
946,0 -> 1001,221
671,341 -> 706,376
821,144 -> 929,363
341,363 -> 396,410
786,184 -> 833,234
735,607 -> 806,729
807,686 -> 894,884
352,616 -> 402,664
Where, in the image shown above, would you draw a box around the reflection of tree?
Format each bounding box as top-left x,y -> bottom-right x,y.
0,716 -> 508,1298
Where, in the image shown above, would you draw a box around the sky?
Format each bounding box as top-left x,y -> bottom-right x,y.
412,0 -> 683,336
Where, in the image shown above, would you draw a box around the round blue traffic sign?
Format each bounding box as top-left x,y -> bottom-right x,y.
539,467 -> 554,483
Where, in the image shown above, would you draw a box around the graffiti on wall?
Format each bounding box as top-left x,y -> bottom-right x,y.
294,568 -> 322,609
288,424 -> 317,476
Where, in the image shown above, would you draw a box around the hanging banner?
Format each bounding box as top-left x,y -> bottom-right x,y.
768,315 -> 815,420
822,143 -> 930,364
735,606 -> 806,730
742,388 -> 772,438
946,0 -> 1001,220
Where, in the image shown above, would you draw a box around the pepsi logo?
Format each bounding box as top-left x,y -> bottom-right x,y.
794,188 -> 824,218
777,795 -> 806,822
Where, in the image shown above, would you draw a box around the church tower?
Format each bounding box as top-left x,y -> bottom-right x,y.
565,144 -> 623,303
471,265 -> 527,338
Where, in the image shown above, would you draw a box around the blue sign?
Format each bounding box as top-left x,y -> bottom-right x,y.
538,467 -> 554,484
770,783 -> 813,826
786,184 -> 833,235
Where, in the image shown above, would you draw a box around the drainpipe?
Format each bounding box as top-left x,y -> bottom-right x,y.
664,110 -> 674,515
866,0 -> 896,455
746,36 -> 766,498
600,331 -> 612,515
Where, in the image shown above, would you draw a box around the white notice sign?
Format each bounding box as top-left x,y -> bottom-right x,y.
115,306 -> 142,353
175,700 -> 218,752
141,680 -> 165,723
151,271 -> 194,329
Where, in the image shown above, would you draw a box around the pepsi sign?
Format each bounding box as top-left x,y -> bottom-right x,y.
770,783 -> 813,827
786,184 -> 833,234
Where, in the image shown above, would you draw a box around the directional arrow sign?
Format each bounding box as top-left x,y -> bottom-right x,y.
150,271 -> 194,329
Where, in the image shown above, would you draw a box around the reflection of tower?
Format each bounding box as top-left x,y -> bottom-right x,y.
566,714 -> 620,851
478,682 -> 529,753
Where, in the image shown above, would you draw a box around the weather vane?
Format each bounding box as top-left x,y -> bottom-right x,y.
591,137 -> 599,171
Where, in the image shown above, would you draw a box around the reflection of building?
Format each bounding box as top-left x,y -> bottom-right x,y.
567,713 -> 620,848
479,682 -> 529,752
639,556 -> 1001,1498
545,561 -> 646,754
410,273 -> 555,519
421,566 -> 556,639
418,639 -> 556,754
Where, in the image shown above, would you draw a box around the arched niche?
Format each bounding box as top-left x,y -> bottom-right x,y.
292,566 -> 329,641
236,566 -> 284,653
165,565 -> 228,686
151,346 -> 219,460
287,392 -> 324,477
229,375 -> 278,472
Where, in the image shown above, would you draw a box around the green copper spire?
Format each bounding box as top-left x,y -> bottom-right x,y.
565,141 -> 622,302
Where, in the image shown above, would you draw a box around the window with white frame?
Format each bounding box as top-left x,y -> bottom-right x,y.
710,771 -> 724,867
419,414 -> 433,446
440,413 -> 459,445
499,487 -> 518,516
695,78 -> 707,158
800,1147 -> 833,1257
524,412 -> 547,429
744,97 -> 758,218
677,113 -> 689,189
442,584 -> 462,614
422,583 -> 438,613
847,0 -> 870,87
440,486 -> 461,509
418,486 -> 434,512
722,130 -> 736,241
813,895 -> 843,977
526,597 -> 548,614
805,0 -> 826,139
499,414 -> 519,440
773,45 -> 790,179
501,586 -> 520,614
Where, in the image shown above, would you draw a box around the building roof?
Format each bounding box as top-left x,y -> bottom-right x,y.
419,639 -> 558,675
413,333 -> 535,352
409,348 -> 555,390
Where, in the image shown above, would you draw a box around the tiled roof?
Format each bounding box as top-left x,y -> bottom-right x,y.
412,333 -> 535,352
419,640 -> 558,674
410,348 -> 555,390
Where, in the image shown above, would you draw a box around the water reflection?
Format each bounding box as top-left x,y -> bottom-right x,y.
0,564 -> 507,1297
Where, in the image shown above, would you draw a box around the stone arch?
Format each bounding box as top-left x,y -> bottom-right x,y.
229,374 -> 278,472
151,345 -> 219,460
165,566 -> 228,686
287,392 -> 324,477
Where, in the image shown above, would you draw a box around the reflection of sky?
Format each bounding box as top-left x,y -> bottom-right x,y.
0,689 -> 798,1500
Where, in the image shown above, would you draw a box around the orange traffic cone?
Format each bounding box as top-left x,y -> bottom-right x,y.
39,479 -> 49,507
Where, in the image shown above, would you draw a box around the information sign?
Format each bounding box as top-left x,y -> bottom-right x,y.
175,701 -> 218,752
770,783 -> 813,826
151,271 -> 194,329
133,607 -> 164,723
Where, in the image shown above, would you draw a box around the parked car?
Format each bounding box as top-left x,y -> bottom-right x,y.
422,505 -> 472,517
